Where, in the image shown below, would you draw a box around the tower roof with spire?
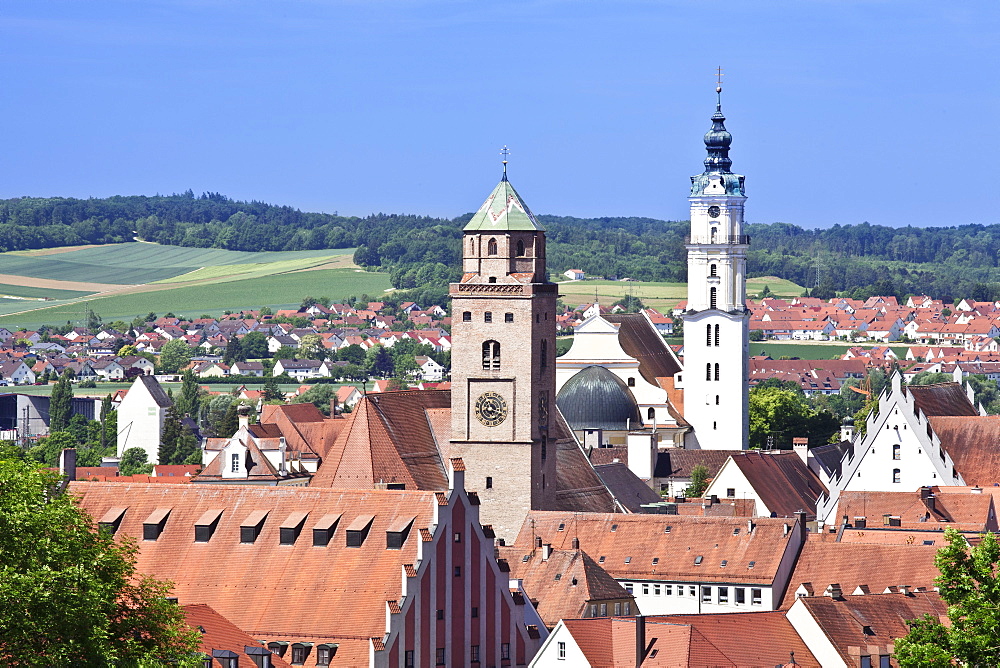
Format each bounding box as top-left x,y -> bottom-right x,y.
690,77 -> 746,197
463,177 -> 542,232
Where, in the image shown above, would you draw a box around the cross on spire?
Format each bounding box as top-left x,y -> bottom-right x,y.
715,66 -> 724,108
501,145 -> 511,180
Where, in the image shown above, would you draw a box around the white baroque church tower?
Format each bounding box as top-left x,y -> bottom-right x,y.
681,89 -> 750,449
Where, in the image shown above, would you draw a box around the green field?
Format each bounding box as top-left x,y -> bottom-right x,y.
555,276 -> 805,313
0,245 -> 349,285
749,342 -> 909,360
0,268 -> 391,329
0,283 -> 92,300
9,382 -> 344,398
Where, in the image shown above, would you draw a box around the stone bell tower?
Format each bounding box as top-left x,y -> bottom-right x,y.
449,157 -> 558,538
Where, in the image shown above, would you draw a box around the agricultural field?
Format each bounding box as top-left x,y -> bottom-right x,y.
9,382 -> 337,398
749,342 -> 909,360
555,275 -> 804,313
0,243 -> 387,329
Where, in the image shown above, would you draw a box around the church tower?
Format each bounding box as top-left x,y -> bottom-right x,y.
449,161 -> 558,538
681,84 -> 750,449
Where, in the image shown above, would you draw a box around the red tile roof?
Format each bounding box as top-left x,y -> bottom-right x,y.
183,604 -> 292,668
929,416 -> 1000,485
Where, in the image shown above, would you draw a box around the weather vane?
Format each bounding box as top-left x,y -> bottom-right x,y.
501,145 -> 511,178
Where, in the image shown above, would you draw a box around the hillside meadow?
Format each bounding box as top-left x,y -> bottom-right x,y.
556,276 -> 804,313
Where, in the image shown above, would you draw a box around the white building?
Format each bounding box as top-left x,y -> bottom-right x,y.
116,375 -> 172,464
414,355 -> 445,381
816,372 -> 1000,527
563,269 -> 585,280
680,89 -> 750,450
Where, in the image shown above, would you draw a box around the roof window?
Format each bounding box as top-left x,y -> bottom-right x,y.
386,516 -> 415,550
194,508 -> 223,543
240,510 -> 269,544
346,514 -> 375,547
312,513 -> 341,547
316,644 -> 338,666
212,650 -> 239,668
599,556 -> 606,563
291,642 -> 313,665
554,573 -> 562,581
611,524 -> 618,532
748,561 -> 756,569
721,560 -> 728,567
245,645 -> 275,668
557,523 -> 565,531
98,507 -> 127,535
279,511 -> 309,545
522,555 -> 530,562
694,555 -> 703,565
664,525 -> 672,533
652,558 -> 659,565
143,507 -> 171,541
732,527 -> 740,535
624,556 -> 632,564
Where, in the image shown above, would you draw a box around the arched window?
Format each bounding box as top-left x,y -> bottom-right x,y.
714,324 -> 720,347
706,363 -> 712,381
540,339 -> 548,369
468,237 -> 475,254
714,363 -> 720,381
647,407 -> 655,420
516,240 -> 525,257
710,287 -> 718,310
715,395 -> 720,405
487,238 -> 498,256
482,340 -> 500,370
710,264 -> 718,277
711,227 -> 718,242
706,324 -> 712,346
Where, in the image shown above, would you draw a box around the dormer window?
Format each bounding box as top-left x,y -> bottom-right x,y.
231,453 -> 239,473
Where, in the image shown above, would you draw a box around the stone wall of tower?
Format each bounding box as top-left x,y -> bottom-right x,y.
450,234 -> 558,540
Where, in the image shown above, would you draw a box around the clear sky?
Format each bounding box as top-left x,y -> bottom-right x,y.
1,1 -> 998,228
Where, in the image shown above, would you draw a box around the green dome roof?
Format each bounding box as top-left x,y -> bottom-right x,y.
463,177 -> 541,232
557,365 -> 642,431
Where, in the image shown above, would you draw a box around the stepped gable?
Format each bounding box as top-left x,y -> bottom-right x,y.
592,462 -> 662,512
653,612 -> 820,667
310,390 -> 450,490
183,604 -> 293,668
498,546 -> 631,628
779,542 -> 939,608
603,313 -> 682,383
792,592 -> 946,666
515,512 -> 795,585
906,382 -> 977,416
727,451 -> 827,518
70,482 -> 438,662
927,415 -> 1000,485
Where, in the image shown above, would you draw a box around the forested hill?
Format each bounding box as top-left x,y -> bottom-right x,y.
2,192 -> 1000,301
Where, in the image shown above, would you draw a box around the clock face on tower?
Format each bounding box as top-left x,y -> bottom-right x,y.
708,205 -> 721,218
474,391 -> 508,427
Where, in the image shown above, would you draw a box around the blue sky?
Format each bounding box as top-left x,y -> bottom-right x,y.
1,1 -> 997,227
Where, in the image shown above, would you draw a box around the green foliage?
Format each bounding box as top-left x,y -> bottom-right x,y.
684,464 -> 710,498
0,459 -> 200,665
365,345 -> 395,379
338,343 -> 366,365
30,431 -> 77,467
748,386 -> 839,449
158,339 -> 192,374
612,294 -> 644,313
261,376 -> 284,402
240,331 -> 268,359
292,384 -> 337,415
298,333 -> 327,360
119,447 -> 153,476
49,375 -> 74,432
222,336 -> 244,364
895,529 -> 1000,666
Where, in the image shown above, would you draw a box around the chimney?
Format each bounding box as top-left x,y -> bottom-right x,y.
59,448 -> 77,481
900,585 -> 912,596
542,543 -> 553,560
535,536 -> 543,548
792,437 -> 808,463
278,437 -> 287,475
919,486 -> 932,500
330,398 -> 340,416
635,614 -> 646,667
237,404 -> 251,431
572,537 -> 580,550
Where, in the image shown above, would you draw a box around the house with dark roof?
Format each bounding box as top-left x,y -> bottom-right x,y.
703,450 -> 828,520
72,460 -> 547,667
818,372 -> 1000,526
116,375 -> 172,464
513,511 -> 807,616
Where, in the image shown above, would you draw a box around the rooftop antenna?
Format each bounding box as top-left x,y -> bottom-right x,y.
501,145 -> 510,181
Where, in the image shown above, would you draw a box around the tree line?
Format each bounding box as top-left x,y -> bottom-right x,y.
7,193 -> 1000,300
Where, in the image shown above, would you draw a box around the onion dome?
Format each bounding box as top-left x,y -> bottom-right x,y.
556,365 -> 643,431
690,89 -> 746,197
